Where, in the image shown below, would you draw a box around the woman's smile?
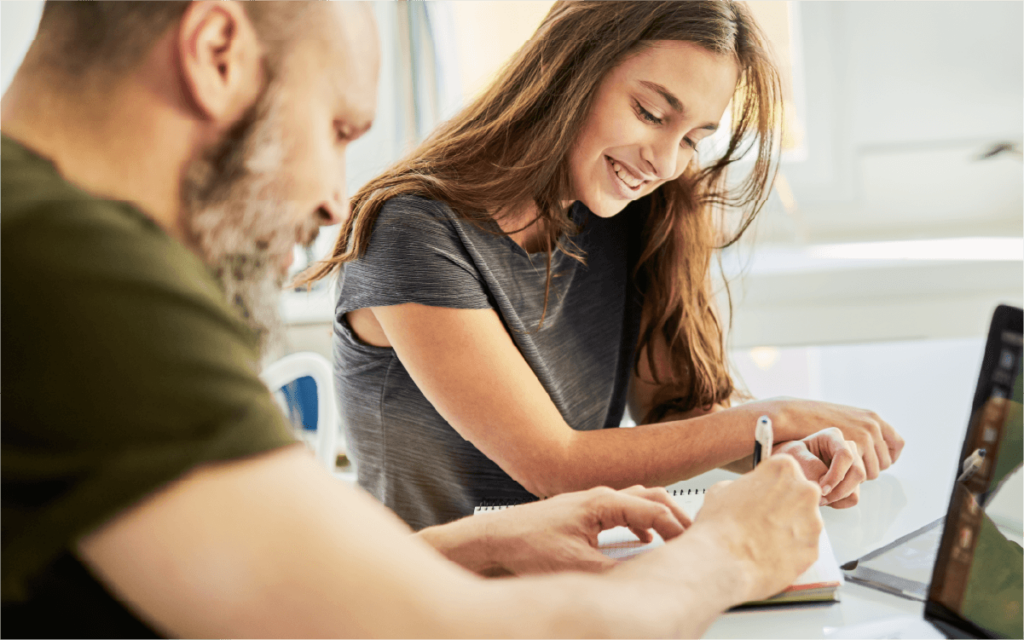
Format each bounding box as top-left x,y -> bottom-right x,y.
605,154 -> 647,198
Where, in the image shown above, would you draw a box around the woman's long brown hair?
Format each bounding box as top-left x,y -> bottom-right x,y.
300,1 -> 782,421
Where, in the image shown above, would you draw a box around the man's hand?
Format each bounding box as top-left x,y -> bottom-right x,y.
685,456 -> 824,603
419,485 -> 691,576
775,428 -> 867,508
487,485 -> 691,574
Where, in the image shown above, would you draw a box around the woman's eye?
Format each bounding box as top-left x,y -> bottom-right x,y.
633,100 -> 662,126
683,137 -> 697,150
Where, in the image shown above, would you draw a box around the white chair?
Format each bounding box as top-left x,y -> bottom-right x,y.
260,352 -> 339,472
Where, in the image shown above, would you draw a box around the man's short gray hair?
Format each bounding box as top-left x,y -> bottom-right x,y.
33,1 -> 314,81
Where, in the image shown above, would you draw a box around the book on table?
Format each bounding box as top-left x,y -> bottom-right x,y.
475,486 -> 844,607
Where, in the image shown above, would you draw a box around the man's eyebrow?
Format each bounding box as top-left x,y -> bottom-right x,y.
638,80 -> 719,132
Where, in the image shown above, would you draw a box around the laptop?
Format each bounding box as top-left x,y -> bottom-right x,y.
835,304 -> 1023,639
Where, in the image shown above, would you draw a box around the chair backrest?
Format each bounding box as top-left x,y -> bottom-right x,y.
260,352 -> 338,471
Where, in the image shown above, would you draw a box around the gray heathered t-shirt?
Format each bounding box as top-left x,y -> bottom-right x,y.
334,195 -> 647,530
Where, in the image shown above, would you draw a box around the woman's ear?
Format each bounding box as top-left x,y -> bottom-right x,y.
176,1 -> 264,125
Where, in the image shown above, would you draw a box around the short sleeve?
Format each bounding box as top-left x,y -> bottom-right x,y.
1,198 -> 297,601
337,196 -> 493,314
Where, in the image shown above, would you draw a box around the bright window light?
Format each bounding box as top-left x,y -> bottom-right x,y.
807,237 -> 1024,262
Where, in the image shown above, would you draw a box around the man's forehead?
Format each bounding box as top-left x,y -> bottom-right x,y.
318,3 -> 379,123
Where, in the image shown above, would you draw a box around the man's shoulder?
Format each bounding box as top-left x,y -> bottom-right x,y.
2,140 -> 220,303
3,138 -> 161,246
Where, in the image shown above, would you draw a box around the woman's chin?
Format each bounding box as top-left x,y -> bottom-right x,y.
581,194 -> 633,219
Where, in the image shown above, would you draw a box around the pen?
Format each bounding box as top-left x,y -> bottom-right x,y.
753,415 -> 773,468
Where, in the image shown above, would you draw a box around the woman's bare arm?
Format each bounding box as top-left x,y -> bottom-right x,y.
628,308 -> 901,485
366,302 -> 898,496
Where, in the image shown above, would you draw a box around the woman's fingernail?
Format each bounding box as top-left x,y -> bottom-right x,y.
821,485 -> 832,496
819,496 -> 828,506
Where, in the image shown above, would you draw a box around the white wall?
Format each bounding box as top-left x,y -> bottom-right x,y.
773,1 -> 1023,243
1,1 -> 45,93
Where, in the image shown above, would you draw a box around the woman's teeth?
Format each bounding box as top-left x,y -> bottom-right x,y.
609,157 -> 644,189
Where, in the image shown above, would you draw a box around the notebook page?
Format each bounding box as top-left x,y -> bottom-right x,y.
597,492 -> 843,593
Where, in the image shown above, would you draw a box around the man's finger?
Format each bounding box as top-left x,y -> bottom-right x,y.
620,485 -> 693,529
595,492 -> 687,542
564,544 -> 619,573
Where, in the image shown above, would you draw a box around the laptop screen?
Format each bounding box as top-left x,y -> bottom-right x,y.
927,305 -> 1023,638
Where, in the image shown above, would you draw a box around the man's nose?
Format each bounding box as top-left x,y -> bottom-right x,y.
318,191 -> 350,226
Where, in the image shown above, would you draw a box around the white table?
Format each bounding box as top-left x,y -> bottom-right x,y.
688,338 -> 990,638
690,467 -> 939,639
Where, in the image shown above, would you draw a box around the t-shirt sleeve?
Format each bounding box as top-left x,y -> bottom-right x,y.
1,200 -> 297,601
337,196 -> 493,314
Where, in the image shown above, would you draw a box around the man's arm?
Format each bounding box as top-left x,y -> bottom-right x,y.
77,446 -> 820,638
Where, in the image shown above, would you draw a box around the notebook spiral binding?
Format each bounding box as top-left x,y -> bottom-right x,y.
474,497 -> 537,512
669,488 -> 706,496
475,490 -> 702,514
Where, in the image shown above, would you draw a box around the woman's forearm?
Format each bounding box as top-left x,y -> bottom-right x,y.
541,405 -> 762,495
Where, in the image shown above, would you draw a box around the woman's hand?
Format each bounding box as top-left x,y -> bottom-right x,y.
774,428 -> 866,508
754,398 -> 905,480
469,485 -> 692,575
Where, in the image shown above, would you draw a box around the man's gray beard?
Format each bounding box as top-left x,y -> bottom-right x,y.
180,89 -> 302,357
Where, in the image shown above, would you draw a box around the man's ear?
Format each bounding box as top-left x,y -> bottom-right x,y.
177,1 -> 264,125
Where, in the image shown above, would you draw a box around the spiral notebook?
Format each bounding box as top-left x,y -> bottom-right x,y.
475,486 -> 844,607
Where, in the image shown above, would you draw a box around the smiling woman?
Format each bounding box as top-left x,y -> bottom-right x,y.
568,41 -> 738,219
300,0 -> 900,530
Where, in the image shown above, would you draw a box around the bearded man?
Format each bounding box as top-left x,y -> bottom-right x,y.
1,2 -> 825,638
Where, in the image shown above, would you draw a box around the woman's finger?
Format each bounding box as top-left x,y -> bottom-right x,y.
823,442 -> 866,505
858,432 -> 881,480
775,441 -> 828,485
871,420 -> 893,471
826,486 -> 861,509
881,419 -> 905,463
816,439 -> 855,501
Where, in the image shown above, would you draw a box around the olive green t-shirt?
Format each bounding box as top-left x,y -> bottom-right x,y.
1,135 -> 297,636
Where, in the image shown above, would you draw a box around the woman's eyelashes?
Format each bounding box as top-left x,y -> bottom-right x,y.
633,99 -> 663,125
631,99 -> 697,150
